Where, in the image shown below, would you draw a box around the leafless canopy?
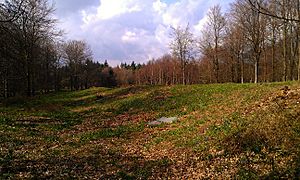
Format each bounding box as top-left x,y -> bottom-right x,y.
247,0 -> 300,22
0,0 -> 24,22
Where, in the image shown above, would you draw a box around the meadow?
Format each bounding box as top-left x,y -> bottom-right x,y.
1,82 -> 300,179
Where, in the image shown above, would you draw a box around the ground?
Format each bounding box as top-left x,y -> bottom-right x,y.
0,82 -> 300,179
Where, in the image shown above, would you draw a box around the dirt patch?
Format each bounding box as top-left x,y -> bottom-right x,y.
71,105 -> 97,113
37,104 -> 63,112
244,86 -> 300,115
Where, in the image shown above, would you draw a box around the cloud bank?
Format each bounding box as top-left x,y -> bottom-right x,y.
53,0 -> 233,66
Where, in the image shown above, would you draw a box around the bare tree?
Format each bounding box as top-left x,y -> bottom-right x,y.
0,0 -> 59,96
224,17 -> 246,83
63,40 -> 92,90
203,5 -> 226,83
266,0 -> 281,82
247,0 -> 300,22
0,0 -> 24,23
233,0 -> 267,83
247,0 -> 300,81
169,24 -> 195,85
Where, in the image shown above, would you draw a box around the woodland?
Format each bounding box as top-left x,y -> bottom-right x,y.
1,0 -> 300,98
1,0 -> 300,178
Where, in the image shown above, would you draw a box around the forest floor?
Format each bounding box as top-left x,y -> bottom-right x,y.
1,82 -> 300,179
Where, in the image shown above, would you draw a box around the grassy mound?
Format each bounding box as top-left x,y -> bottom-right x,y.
0,82 -> 299,179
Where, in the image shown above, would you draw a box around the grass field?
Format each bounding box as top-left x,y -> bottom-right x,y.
1,82 -> 300,179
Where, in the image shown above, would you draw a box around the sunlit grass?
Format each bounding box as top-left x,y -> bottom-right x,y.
0,82 -> 299,178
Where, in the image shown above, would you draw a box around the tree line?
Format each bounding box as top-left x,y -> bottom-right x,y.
111,0 -> 300,85
116,0 -> 300,86
1,0 -> 300,98
0,0 -> 117,98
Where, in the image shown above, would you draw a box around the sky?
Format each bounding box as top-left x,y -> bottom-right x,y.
51,0 -> 234,66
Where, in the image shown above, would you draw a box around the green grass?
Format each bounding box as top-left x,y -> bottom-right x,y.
0,82 -> 300,178
80,124 -> 145,142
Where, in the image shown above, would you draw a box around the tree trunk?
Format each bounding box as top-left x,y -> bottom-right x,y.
264,48 -> 267,82
290,24 -> 295,80
283,21 -> 288,81
298,39 -> 300,80
27,59 -> 32,96
231,56 -> 234,82
32,70 -> 35,96
237,54 -> 241,83
254,59 -> 258,84
70,75 -> 73,91
241,57 -> 244,84
181,58 -> 186,85
172,66 -> 175,85
85,75 -> 88,89
4,78 -> 8,98
214,39 -> 219,83
151,68 -> 154,85
159,68 -> 162,85
298,0 -> 300,80
182,60 -> 186,85
272,29 -> 276,82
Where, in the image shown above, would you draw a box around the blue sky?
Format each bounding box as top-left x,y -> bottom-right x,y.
52,0 -> 235,66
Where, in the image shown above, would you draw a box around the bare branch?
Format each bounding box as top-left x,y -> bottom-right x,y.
247,0 -> 300,22
0,0 -> 25,23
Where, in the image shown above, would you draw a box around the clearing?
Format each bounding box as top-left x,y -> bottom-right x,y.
1,82 -> 300,179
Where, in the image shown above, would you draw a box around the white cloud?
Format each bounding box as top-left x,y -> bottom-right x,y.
81,10 -> 93,25
54,0 -> 234,66
122,31 -> 138,43
194,14 -> 209,35
153,0 -> 167,14
96,0 -> 142,20
155,24 -> 168,42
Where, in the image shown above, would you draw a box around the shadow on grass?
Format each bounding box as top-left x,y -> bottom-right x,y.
0,149 -> 172,179
114,86 -> 154,95
80,124 -> 145,142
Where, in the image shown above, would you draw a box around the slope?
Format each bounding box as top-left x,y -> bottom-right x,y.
0,82 -> 299,179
